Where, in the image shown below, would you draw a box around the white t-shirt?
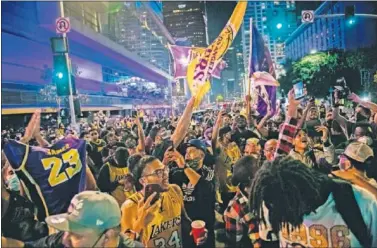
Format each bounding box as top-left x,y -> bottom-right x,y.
260,185 -> 377,247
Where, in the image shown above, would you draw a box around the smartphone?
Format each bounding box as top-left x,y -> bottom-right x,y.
132,111 -> 138,118
305,120 -> 322,137
144,184 -> 162,205
293,81 -> 306,100
165,139 -> 174,151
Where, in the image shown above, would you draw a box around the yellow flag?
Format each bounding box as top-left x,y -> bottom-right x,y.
186,1 -> 247,108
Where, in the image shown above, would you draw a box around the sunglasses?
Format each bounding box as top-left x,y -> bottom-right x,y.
90,133 -> 98,136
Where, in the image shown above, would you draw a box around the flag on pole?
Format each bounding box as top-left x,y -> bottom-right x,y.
186,1 -> 247,108
248,23 -> 278,116
168,45 -> 226,79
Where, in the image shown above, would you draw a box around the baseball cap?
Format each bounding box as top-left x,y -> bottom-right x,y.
46,191 -> 121,234
344,142 -> 374,163
186,139 -> 207,154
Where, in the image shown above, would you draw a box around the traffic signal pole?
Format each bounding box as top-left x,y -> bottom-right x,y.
59,1 -> 76,129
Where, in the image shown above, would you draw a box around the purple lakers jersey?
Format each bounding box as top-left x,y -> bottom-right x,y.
4,137 -> 87,221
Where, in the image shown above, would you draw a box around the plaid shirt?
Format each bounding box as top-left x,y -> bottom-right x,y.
224,189 -> 261,248
274,117 -> 298,158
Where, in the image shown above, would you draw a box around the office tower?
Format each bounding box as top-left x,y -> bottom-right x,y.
163,1 -> 208,47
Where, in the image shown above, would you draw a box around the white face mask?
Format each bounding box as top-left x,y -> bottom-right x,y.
6,174 -> 21,192
357,136 -> 373,146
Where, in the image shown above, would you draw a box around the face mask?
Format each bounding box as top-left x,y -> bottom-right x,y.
7,174 -> 20,192
356,113 -> 368,122
357,136 -> 373,146
185,158 -> 202,170
125,139 -> 137,149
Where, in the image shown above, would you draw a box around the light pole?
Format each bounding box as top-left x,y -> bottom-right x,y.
58,1 -> 77,129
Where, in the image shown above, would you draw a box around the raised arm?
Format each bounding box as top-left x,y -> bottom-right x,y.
135,116 -> 145,153
274,88 -> 301,158
349,92 -> 377,113
212,110 -> 224,153
171,97 -> 195,148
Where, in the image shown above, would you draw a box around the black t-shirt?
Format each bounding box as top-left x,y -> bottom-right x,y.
231,129 -> 259,152
170,166 -> 216,247
169,165 -> 216,226
87,139 -> 106,168
2,191 -> 48,242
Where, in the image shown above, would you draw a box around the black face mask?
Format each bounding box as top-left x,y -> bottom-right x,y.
327,119 -> 333,128
356,113 -> 368,122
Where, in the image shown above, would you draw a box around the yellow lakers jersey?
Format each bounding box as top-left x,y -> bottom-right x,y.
122,184 -> 183,247
218,142 -> 241,192
107,163 -> 135,206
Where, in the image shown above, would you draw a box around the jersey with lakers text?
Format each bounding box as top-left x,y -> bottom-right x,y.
122,184 -> 184,247
4,138 -> 87,221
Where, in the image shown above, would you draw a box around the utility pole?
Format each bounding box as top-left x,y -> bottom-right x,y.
58,1 -> 77,129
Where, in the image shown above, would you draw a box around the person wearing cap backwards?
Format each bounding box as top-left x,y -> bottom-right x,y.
333,142 -> 377,198
3,191 -> 142,248
121,155 -> 208,247
224,156 -> 262,248
163,139 -> 215,248
97,147 -> 135,206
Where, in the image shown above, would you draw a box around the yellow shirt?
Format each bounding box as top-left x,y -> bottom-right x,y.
121,184 -> 184,247
107,163 -> 135,206
217,142 -> 242,192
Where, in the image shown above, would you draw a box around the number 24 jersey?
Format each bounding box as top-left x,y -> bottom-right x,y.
4,138 -> 87,221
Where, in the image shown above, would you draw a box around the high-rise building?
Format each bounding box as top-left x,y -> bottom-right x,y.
162,1 -> 208,47
242,1 -> 298,78
108,2 -> 170,72
285,1 -> 377,61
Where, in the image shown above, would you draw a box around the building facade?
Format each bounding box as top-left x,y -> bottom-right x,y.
285,1 -> 377,61
162,1 -> 208,47
107,2 -> 170,72
242,1 -> 298,78
1,1 -> 171,116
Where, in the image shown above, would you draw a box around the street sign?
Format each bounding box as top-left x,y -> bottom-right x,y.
302,10 -> 314,23
56,17 -> 70,34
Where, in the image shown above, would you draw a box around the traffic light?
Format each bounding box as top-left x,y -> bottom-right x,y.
345,5 -> 355,25
53,54 -> 70,96
266,9 -> 287,39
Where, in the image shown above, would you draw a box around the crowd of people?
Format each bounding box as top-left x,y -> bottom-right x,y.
1,87 -> 377,248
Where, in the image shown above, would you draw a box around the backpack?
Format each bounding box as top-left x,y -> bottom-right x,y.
331,180 -> 372,247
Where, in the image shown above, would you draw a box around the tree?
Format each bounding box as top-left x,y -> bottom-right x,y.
216,94 -> 224,102
279,47 -> 377,97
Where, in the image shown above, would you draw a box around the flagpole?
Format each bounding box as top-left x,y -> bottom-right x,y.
248,18 -> 253,97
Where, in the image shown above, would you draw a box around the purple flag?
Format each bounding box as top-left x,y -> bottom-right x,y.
248,23 -> 277,116
168,45 -> 226,79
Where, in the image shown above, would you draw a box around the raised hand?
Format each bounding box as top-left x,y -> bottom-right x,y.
21,109 -> 41,143
348,92 -> 361,103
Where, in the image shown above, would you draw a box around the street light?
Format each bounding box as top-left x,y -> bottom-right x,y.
57,72 -> 64,79
276,23 -> 282,29
310,49 -> 317,54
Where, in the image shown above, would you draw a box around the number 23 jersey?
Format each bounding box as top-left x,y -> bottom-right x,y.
4,138 -> 87,221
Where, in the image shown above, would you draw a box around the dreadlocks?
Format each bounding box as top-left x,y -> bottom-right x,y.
249,156 -> 331,234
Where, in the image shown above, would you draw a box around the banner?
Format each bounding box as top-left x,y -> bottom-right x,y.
186,1 -> 247,108
168,45 -> 226,79
248,21 -> 278,116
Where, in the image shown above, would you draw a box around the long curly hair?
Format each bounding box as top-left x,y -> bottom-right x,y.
249,156 -> 331,233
